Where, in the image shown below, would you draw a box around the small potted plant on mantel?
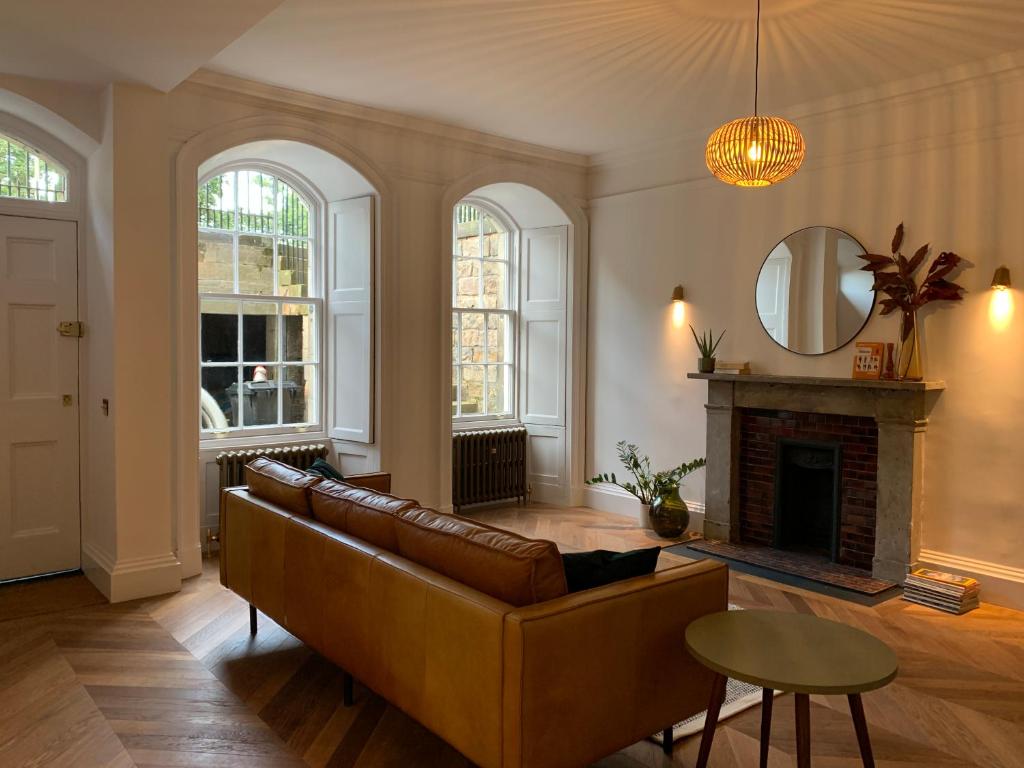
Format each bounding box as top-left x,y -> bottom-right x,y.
690,326 -> 725,373
587,441 -> 706,538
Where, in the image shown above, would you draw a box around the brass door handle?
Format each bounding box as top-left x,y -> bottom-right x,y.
62,394 -> 73,406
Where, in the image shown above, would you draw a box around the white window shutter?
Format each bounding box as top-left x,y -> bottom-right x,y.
518,226 -> 567,427
328,196 -> 374,443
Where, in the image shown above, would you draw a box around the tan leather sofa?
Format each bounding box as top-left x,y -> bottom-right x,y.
220,459 -> 729,768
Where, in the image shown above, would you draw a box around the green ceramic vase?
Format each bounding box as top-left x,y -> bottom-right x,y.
649,488 -> 690,539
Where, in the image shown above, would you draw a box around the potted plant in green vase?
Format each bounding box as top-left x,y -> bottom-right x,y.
690,326 -> 725,374
587,441 -> 706,538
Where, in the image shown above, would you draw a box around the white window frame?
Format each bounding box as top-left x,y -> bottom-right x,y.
451,199 -> 519,428
197,162 -> 326,441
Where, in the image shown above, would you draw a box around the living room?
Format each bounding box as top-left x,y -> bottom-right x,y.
1,1 -> 1022,766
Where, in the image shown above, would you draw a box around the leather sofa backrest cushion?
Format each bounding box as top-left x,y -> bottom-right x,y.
310,479 -> 417,552
394,507 -> 567,607
245,457 -> 320,516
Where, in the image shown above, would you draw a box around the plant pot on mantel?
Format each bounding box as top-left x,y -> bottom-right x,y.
698,357 -> 716,373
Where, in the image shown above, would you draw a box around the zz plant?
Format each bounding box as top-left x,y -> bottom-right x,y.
587,441 -> 706,510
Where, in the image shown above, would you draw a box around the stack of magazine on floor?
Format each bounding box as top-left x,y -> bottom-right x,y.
902,568 -> 979,614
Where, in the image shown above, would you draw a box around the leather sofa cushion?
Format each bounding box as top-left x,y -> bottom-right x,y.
310,479 -> 417,551
395,507 -> 567,607
245,457 -> 320,516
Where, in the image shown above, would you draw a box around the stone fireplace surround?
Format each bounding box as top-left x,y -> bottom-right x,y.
689,373 -> 944,584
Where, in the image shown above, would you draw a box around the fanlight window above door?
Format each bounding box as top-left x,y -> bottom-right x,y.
0,134 -> 68,202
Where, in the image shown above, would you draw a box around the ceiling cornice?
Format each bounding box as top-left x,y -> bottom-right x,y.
181,69 -> 590,169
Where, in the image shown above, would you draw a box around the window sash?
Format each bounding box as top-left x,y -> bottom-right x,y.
198,228 -> 314,298
451,202 -> 516,422
198,168 -> 321,437
452,308 -> 515,419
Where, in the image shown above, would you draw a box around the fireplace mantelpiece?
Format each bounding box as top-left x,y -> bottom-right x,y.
688,372 -> 944,583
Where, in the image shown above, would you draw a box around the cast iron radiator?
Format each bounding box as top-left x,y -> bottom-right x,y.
452,427 -> 528,512
215,443 -> 329,489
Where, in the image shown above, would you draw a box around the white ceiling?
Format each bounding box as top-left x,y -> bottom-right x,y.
208,0 -> 1024,154
3,1 -> 1021,155
0,0 -> 282,91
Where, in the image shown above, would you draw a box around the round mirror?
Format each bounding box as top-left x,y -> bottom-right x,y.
755,226 -> 875,355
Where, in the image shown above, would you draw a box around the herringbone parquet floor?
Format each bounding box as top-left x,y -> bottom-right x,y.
2,502 -> 1023,767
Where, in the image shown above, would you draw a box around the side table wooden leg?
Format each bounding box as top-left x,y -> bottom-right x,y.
695,673 -> 728,768
848,694 -> 875,768
759,688 -> 773,768
794,693 -> 811,768
249,604 -> 257,636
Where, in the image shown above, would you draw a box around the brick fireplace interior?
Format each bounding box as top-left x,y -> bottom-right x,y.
738,409 -> 879,572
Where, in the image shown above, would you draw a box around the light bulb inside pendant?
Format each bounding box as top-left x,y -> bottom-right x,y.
747,141 -> 763,162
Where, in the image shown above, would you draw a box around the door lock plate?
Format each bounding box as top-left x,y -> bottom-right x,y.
58,321 -> 84,338
62,394 -> 73,406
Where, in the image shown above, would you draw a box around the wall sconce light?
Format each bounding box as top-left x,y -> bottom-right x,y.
990,266 -> 1013,330
671,285 -> 686,328
992,266 -> 1011,290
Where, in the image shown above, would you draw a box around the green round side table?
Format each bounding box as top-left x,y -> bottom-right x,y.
684,609 -> 898,768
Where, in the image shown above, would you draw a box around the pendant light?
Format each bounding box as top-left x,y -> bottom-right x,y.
705,0 -> 805,187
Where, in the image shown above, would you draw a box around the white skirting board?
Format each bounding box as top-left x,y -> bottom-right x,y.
82,544 -> 182,603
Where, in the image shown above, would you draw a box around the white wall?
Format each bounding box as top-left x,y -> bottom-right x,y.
82,88 -> 116,572
587,60 -> 1024,608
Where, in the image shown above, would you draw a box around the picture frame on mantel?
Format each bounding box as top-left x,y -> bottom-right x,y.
852,341 -> 884,380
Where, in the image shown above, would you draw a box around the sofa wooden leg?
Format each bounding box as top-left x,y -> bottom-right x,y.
662,728 -> 674,755
343,672 -> 354,707
249,604 -> 257,636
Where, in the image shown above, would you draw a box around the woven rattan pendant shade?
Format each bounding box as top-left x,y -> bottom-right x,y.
705,115 -> 805,187
705,0 -> 805,187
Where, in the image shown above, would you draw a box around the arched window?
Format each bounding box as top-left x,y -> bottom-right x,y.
198,168 -> 320,435
452,202 -> 515,421
0,134 -> 68,202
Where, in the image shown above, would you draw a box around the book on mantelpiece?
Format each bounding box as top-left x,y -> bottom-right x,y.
714,361 -> 750,374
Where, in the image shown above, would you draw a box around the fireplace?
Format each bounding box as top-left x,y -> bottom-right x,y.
774,439 -> 841,562
738,409 -> 877,571
690,372 -> 944,584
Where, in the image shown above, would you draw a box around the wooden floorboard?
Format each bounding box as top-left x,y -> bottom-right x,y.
1,501 -> 1023,767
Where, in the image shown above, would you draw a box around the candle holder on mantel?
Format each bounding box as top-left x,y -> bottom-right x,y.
857,223 -> 967,381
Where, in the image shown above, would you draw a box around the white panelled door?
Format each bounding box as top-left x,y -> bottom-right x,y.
0,215 -> 80,580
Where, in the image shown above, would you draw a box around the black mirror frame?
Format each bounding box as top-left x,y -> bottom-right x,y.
755,225 -> 876,356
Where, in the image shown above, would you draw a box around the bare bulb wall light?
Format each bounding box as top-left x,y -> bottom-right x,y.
990,265 -> 1013,331
671,285 -> 686,328
705,0 -> 805,187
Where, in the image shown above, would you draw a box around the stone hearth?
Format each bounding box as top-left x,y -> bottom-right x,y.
689,373 -> 944,584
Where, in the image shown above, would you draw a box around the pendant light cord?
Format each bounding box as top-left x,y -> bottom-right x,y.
754,0 -> 761,116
